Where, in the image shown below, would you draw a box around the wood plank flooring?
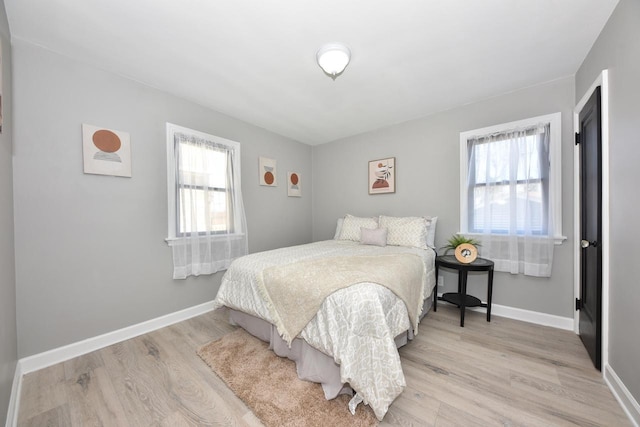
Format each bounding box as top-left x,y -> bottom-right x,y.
17,306 -> 631,426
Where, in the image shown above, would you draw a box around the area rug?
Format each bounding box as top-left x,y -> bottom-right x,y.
197,328 -> 378,427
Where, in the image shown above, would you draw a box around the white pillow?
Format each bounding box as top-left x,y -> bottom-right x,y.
338,214 -> 378,241
360,227 -> 388,247
333,217 -> 344,239
425,216 -> 438,249
378,215 -> 428,249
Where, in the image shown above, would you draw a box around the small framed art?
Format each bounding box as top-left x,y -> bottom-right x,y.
287,172 -> 301,197
259,157 -> 277,186
455,243 -> 478,264
82,124 -> 132,177
368,157 -> 395,194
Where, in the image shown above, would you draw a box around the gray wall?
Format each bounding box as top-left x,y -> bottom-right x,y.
576,0 -> 640,405
312,77 -> 576,318
0,0 -> 16,424
12,40 -> 312,358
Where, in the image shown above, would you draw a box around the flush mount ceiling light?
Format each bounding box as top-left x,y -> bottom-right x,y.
316,43 -> 351,79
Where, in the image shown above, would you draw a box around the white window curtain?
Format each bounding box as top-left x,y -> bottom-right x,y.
170,131 -> 248,279
467,123 -> 555,277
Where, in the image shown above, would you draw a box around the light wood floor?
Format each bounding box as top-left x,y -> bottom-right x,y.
17,306 -> 630,426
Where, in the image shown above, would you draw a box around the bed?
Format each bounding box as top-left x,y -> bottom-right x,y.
212,214 -> 437,420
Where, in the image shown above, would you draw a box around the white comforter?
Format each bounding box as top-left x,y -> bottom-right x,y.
212,240 -> 436,420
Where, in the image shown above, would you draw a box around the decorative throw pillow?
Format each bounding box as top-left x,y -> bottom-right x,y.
360,227 -> 388,247
378,215 -> 428,249
333,217 -> 344,239
338,215 -> 378,241
425,216 -> 438,249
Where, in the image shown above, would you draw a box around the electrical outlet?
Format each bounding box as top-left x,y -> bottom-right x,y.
438,275 -> 444,288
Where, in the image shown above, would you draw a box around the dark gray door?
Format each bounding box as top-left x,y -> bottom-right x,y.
578,86 -> 602,370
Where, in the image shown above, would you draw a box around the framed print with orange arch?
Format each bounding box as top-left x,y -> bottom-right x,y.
82,124 -> 131,177
259,157 -> 277,186
287,172 -> 301,197
368,157 -> 395,194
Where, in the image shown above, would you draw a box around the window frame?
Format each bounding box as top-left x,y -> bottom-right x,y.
165,122 -> 244,243
459,112 -> 565,244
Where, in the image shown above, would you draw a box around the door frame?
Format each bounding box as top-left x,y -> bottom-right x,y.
573,69 -> 609,372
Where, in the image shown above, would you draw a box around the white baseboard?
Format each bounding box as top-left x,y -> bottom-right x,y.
436,293 -> 574,331
19,300 -> 216,375
604,364 -> 640,427
4,361 -> 23,427
480,303 -> 574,330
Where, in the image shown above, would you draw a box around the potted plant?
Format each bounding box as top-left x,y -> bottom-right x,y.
441,234 -> 481,253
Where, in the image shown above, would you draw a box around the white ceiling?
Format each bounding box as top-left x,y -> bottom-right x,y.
5,0 -> 619,145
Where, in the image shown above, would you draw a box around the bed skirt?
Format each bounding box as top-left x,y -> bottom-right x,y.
227,290 -> 434,400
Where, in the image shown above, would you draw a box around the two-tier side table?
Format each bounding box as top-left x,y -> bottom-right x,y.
433,255 -> 494,327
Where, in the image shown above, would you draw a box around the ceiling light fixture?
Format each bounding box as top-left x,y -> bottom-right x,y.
316,43 -> 351,80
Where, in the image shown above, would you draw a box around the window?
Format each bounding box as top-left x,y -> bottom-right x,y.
174,136 -> 232,235
166,123 -> 248,279
459,113 -> 564,277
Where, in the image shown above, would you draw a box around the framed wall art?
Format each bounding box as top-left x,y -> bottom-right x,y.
368,157 -> 395,194
82,124 -> 132,177
287,172 -> 301,197
259,157 -> 277,186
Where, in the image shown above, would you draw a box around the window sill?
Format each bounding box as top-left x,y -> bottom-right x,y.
165,233 -> 246,246
460,232 -> 567,246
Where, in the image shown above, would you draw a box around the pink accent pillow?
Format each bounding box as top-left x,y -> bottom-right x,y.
360,227 -> 388,247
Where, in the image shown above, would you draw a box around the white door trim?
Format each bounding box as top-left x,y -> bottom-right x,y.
573,69 -> 610,372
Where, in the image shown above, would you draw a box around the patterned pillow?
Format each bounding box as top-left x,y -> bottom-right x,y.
360,227 -> 388,247
378,215 -> 428,249
338,215 -> 378,241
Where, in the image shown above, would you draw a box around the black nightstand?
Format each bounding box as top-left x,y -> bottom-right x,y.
434,255 -> 494,327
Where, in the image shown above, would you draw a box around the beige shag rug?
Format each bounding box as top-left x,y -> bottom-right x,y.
197,328 -> 378,427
